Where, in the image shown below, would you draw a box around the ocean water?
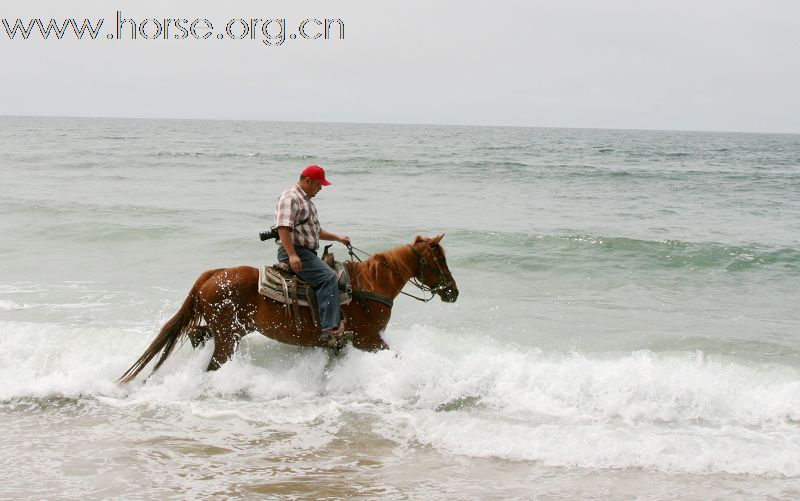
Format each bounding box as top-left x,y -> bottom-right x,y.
1,115 -> 799,499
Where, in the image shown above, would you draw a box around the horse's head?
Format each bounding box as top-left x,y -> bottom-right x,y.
410,234 -> 459,303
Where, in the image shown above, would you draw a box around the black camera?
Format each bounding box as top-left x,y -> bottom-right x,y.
259,217 -> 307,242
259,226 -> 279,241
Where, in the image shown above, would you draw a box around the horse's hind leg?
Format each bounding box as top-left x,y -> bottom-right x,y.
206,329 -> 242,371
188,325 -> 212,348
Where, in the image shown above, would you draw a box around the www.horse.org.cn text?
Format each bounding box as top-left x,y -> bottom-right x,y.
1,10 -> 345,47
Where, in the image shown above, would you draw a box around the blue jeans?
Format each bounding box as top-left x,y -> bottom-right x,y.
278,246 -> 340,331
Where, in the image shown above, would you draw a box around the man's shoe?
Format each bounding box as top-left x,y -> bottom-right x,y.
319,326 -> 344,348
319,325 -> 353,350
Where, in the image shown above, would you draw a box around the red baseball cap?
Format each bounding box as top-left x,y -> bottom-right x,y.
301,165 -> 331,186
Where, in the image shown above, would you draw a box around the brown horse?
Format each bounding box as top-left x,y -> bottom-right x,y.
118,234 -> 458,383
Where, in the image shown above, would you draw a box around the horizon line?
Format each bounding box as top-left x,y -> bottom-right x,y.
1,112 -> 798,136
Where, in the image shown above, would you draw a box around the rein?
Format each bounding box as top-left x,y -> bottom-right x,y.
346,243 -> 452,303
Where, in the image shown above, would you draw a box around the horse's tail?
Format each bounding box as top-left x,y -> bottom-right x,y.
117,269 -> 218,384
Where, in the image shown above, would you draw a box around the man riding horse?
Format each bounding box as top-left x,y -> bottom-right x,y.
274,165 -> 350,346
116,165 -> 459,383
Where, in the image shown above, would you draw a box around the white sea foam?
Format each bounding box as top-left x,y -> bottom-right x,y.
1,320 -> 799,476
0,300 -> 24,311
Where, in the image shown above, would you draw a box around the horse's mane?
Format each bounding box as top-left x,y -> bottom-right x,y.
353,244 -> 415,291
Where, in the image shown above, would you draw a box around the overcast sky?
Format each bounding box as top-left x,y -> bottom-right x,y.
2,0 -> 799,133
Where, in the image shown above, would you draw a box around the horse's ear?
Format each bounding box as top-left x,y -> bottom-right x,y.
432,233 -> 444,244
413,235 -> 424,245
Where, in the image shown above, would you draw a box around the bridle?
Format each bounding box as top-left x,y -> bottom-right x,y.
347,241 -> 455,303
405,242 -> 455,301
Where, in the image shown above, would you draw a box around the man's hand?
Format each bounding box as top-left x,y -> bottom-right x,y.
320,229 -> 350,246
289,254 -> 303,273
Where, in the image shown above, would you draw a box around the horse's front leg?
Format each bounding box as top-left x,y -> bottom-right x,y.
345,304 -> 391,352
350,328 -> 390,351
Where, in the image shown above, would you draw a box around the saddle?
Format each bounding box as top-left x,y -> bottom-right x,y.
257,246 -> 352,331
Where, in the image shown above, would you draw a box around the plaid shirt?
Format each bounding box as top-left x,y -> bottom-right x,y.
274,183 -> 321,250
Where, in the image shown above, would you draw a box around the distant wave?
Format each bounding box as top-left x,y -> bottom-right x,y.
153,151 -> 261,158
91,135 -> 140,140
455,230 -> 800,274
151,151 -> 314,161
